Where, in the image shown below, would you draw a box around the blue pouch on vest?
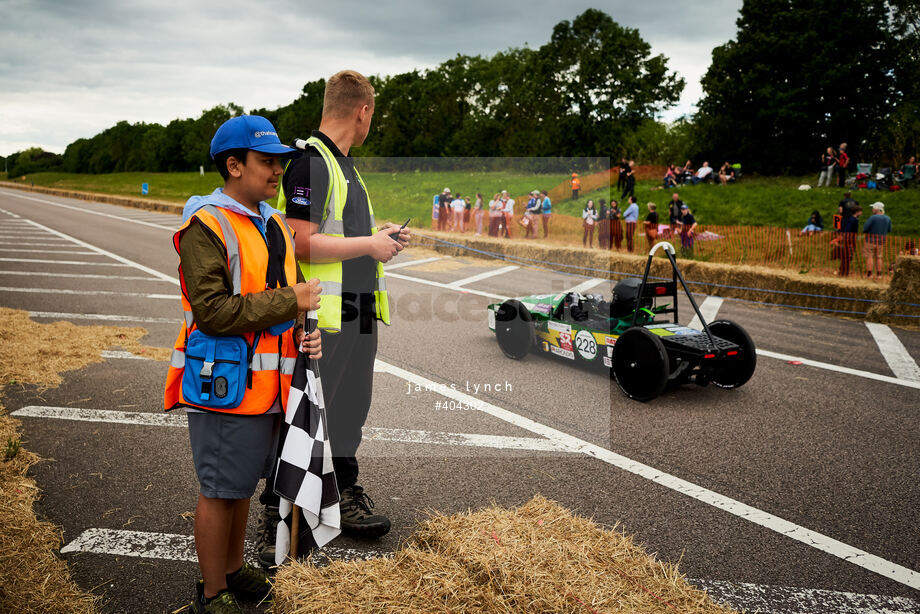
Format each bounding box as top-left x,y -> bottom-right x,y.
266,319 -> 294,336
181,330 -> 249,409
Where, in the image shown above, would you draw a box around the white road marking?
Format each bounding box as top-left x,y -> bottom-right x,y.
372,360 -> 920,591
0,270 -> 163,281
0,286 -> 178,300
100,350 -> 147,360
383,256 -> 443,270
10,406 -> 566,452
689,296 -> 724,330
566,277 -> 606,295
757,349 -> 920,390
865,322 -> 920,382
0,248 -> 98,255
0,191 -> 178,231
0,257 -> 132,266
60,528 -> 381,564
694,578 -> 920,614
55,528 -> 920,613
447,264 -> 519,288
28,311 -> 176,323
387,271 -> 509,301
15,215 -> 179,284
0,241 -> 74,246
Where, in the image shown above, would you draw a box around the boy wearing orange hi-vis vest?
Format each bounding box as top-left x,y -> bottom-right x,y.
164,115 -> 322,613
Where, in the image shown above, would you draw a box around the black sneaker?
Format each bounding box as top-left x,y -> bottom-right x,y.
255,505 -> 280,569
339,485 -> 391,538
191,582 -> 243,614
227,562 -> 272,602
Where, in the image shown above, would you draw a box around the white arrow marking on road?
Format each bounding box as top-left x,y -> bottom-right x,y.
565,277 -> 606,295
11,406 -> 568,452
372,359 -> 920,591
447,264 -> 519,288
757,349 -> 920,390
689,296 -> 724,330
383,256 -> 443,270
57,528 -> 920,613
865,322 -> 920,382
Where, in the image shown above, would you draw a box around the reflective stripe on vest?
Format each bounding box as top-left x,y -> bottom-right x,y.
277,136 -> 389,332
164,205 -> 299,415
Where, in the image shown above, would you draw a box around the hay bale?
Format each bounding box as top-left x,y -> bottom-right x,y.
272,496 -> 735,613
0,412 -> 99,613
0,307 -> 169,390
867,255 -> 920,324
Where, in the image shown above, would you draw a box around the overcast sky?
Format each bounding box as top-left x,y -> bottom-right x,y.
0,0 -> 742,157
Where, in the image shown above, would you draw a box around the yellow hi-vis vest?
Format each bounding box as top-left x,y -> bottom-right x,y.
278,136 -> 390,332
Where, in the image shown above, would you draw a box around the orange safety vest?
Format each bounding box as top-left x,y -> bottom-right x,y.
163,205 -> 300,415
572,177 -> 581,190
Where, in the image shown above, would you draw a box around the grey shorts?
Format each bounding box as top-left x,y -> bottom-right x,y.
187,411 -> 280,499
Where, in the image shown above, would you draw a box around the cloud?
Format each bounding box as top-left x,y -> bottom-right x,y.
0,0 -> 741,155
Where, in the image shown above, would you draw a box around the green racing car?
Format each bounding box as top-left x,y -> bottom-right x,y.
487,243 -> 756,402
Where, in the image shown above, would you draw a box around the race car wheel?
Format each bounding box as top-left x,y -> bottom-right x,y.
611,327 -> 669,402
495,300 -> 535,360
707,320 -> 757,389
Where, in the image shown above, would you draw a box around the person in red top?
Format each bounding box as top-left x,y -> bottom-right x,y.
836,142 -> 849,188
571,173 -> 581,200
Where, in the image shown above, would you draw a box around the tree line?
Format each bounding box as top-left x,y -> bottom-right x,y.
3,2 -> 918,178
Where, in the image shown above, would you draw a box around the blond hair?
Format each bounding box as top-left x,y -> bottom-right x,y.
323,70 -> 375,119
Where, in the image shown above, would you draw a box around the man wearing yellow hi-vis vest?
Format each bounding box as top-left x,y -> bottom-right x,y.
256,71 -> 410,564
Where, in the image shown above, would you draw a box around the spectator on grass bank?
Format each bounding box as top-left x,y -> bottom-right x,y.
464,196 -> 472,228
582,199 -> 598,248
617,158 -> 629,193
836,143 -> 849,188
679,204 -> 697,258
609,199 -> 623,250
502,190 -> 515,238
621,160 -> 636,199
597,199 -> 610,249
473,193 -> 484,235
718,161 -> 734,185
836,205 -> 860,277
863,202 -> 892,279
488,192 -> 502,236
818,147 -> 836,187
669,193 -> 684,234
691,162 -> 713,185
541,189 -> 552,238
663,164 -> 678,189
438,188 -> 451,230
524,190 -> 542,238
623,196 -> 639,252
801,210 -> 824,235
451,193 -> 465,232
644,202 -> 659,250
677,160 -> 693,185
571,173 -> 581,200
835,192 -> 858,229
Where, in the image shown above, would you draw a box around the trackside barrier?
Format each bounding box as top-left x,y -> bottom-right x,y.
412,231 -> 920,323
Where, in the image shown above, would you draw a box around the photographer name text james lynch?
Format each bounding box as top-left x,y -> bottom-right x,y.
406,380 -> 513,395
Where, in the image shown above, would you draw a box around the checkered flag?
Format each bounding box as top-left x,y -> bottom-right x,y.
273,312 -> 340,564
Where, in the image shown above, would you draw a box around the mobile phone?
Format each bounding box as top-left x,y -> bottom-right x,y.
390,217 -> 411,241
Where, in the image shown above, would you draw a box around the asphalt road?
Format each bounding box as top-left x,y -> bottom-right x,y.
1,187 -> 918,614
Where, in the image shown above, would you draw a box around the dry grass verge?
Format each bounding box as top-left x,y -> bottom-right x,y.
273,496 -> 736,614
0,307 -> 169,612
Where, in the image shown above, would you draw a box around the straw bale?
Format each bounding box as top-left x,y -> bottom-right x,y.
272,496 -> 735,614
868,255 -> 920,324
0,307 -> 169,390
0,411 -> 99,613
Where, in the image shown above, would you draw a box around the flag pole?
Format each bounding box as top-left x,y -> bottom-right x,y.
290,504 -> 300,560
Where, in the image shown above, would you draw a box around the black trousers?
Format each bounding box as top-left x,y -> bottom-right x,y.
261,310 -> 378,506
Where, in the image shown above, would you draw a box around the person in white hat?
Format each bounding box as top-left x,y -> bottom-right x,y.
863,202 -> 892,278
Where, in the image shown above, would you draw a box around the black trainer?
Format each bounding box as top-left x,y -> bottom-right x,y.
226,563 -> 271,602
255,505 -> 280,569
190,583 -> 242,614
339,485 -> 391,538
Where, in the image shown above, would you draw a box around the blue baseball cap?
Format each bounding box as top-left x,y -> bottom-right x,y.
209,115 -> 299,159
